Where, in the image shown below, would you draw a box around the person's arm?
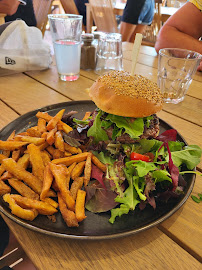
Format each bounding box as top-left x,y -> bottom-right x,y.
0,0 -> 20,16
155,2 -> 202,54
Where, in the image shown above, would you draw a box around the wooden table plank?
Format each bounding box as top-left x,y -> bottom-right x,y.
2,215 -> 201,270
26,66 -> 95,101
159,175 -> 202,262
0,73 -> 70,115
0,101 -> 19,130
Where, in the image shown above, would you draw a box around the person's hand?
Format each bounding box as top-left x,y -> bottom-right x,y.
197,60 -> 202,72
0,0 -> 20,16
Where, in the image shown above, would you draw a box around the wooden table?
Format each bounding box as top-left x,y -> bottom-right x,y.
0,43 -> 202,269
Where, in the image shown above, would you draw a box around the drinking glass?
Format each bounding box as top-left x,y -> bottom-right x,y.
157,48 -> 202,104
48,14 -> 83,81
95,33 -> 123,75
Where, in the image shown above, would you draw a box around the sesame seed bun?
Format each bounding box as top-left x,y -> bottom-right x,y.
89,70 -> 164,118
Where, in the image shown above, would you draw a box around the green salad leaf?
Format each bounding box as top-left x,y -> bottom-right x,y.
106,114 -> 145,139
170,145 -> 202,170
87,110 -> 109,143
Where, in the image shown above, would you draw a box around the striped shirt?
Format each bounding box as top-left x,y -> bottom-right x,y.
189,0 -> 202,11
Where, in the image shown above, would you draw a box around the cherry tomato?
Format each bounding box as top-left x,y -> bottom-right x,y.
130,152 -> 150,162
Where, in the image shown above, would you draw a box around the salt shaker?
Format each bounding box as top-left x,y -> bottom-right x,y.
80,33 -> 96,70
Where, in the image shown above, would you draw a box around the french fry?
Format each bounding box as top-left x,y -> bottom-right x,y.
8,178 -> 39,200
58,122 -> 73,134
84,153 -> 92,186
46,109 -> 65,131
2,130 -> 16,157
46,127 -> 57,145
19,136 -> 45,146
10,194 -> 57,215
37,118 -> 47,133
46,146 -> 64,159
58,192 -> 78,227
41,150 -> 51,166
17,153 -> 30,169
2,158 -> 43,194
12,149 -> 21,162
55,131 -> 65,152
0,165 -> 5,177
43,197 -> 58,209
82,111 -> 91,121
40,164 -> 53,200
91,154 -> 106,172
27,144 -> 45,182
64,143 -> 82,154
53,149 -> 64,160
66,162 -> 76,189
36,111 -> 72,134
71,161 -> 86,181
49,163 -> 75,211
0,153 -> 30,181
3,194 -> 38,221
0,140 -> 28,151
64,152 -> 72,157
75,189 -> 86,222
36,111 -> 52,122
70,177 -> 84,200
41,132 -> 48,139
0,180 -> 11,195
38,142 -> 49,151
52,152 -> 88,166
0,153 -> 8,163
27,127 -> 42,138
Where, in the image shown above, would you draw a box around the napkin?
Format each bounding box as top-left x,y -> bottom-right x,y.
0,20 -> 52,72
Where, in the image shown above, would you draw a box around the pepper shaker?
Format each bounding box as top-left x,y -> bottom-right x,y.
80,33 -> 96,70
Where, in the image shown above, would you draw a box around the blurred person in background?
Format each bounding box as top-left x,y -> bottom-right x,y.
120,0 -> 155,42
0,0 -> 36,27
155,0 -> 202,71
74,0 -> 88,26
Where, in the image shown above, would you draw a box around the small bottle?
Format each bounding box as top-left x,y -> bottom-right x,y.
80,33 -> 96,70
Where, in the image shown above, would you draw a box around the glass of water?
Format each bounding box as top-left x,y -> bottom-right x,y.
95,33 -> 123,75
48,14 -> 83,81
157,48 -> 202,104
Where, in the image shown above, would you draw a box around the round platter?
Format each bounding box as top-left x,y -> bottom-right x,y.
0,101 -> 195,240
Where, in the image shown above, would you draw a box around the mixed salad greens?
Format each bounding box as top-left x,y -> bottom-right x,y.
62,109 -> 202,224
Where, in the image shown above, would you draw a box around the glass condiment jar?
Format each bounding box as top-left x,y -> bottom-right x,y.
80,33 -> 96,70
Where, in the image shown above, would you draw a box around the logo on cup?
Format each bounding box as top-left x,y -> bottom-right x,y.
5,57 -> 16,65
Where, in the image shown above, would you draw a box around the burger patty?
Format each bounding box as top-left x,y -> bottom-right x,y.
106,114 -> 160,144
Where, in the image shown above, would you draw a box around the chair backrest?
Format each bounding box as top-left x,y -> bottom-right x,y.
88,0 -> 118,33
60,0 -> 80,15
33,0 -> 52,35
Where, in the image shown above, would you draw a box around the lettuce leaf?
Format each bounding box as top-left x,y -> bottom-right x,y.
170,145 -> 202,170
106,114 -> 144,139
87,110 -> 109,143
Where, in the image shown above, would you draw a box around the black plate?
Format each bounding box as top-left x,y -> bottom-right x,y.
0,101 -> 195,240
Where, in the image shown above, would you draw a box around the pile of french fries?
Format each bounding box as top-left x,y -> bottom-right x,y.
0,109 -> 106,227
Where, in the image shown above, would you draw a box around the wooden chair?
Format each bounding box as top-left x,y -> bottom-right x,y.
60,0 -> 85,31
32,0 -> 52,35
142,0 -> 163,47
60,0 -> 80,15
88,0 -> 118,33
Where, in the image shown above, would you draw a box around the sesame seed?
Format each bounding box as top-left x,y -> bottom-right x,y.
97,71 -> 163,104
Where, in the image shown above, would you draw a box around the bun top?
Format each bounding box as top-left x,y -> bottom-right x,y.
89,70 -> 164,118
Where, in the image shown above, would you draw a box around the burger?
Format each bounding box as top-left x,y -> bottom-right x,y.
87,70 -> 164,146
62,70 -> 201,223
